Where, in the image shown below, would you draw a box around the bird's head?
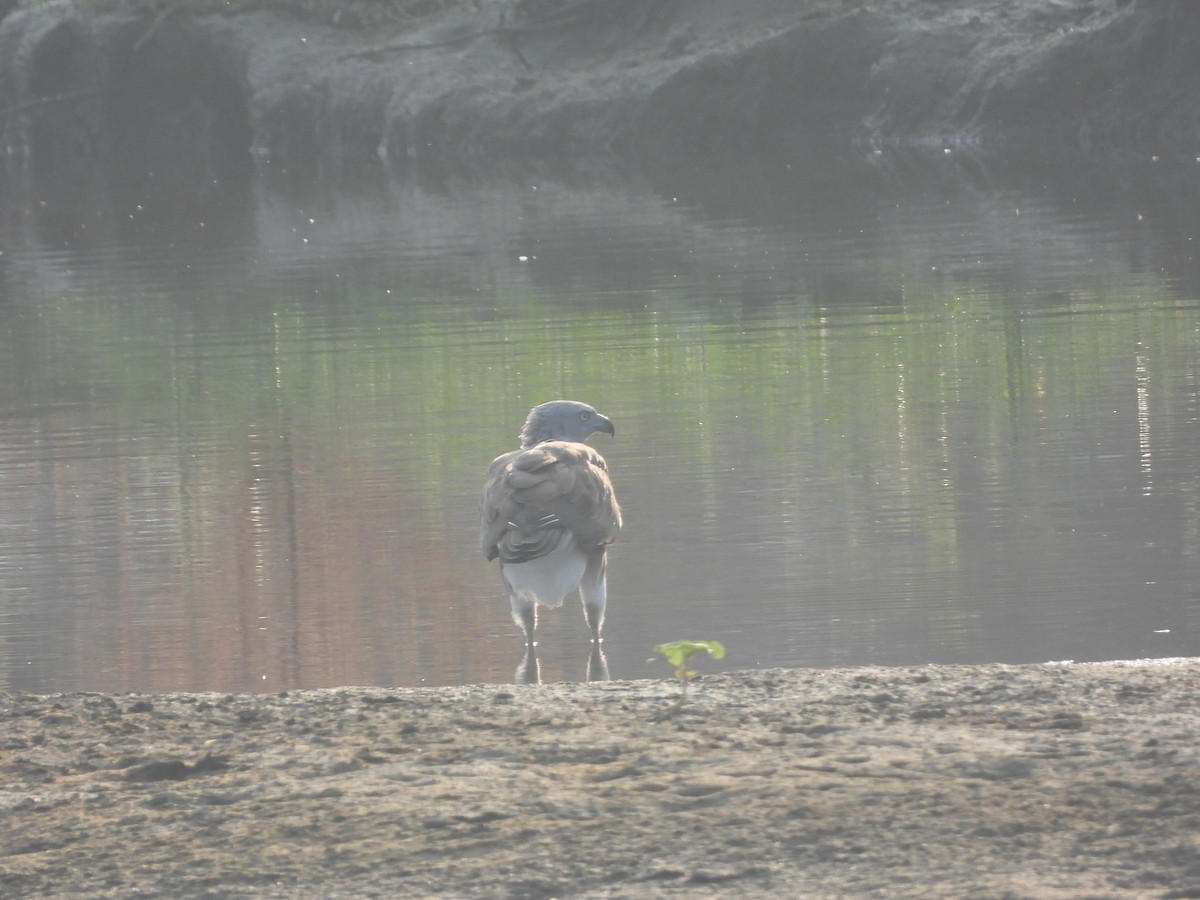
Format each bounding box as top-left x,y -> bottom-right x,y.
519,400 -> 615,448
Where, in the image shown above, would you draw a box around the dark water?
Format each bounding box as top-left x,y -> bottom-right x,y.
1,152 -> 1198,693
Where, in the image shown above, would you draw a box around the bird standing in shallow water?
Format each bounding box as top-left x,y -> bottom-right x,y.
480,400 -> 622,647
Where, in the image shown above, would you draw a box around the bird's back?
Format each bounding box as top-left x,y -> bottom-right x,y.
480,441 -> 621,565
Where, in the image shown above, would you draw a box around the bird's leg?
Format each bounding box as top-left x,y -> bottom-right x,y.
509,594 -> 537,646
582,594 -> 604,643
579,551 -> 608,644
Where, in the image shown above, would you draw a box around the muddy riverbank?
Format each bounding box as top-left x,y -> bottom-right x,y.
3,660 -> 1199,897
1,0 -> 1198,192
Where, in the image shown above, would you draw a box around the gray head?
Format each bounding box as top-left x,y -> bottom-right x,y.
519,400 -> 615,448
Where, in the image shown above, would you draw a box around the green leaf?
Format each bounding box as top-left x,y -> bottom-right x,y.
653,640 -> 726,673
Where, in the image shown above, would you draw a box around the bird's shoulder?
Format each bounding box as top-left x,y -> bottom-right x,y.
486,441 -> 611,504
509,440 -> 610,474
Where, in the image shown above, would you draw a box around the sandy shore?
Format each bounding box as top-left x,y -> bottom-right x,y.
2,660 -> 1198,898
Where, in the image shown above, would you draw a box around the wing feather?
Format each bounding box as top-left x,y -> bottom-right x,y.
480,441 -> 621,564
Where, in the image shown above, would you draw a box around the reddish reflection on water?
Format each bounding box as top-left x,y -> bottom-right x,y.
1,157 -> 1198,692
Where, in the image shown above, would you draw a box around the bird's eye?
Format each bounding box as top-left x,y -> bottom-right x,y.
580,411 -> 592,421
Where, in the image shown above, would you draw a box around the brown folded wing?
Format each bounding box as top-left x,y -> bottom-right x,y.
481,441 -> 622,564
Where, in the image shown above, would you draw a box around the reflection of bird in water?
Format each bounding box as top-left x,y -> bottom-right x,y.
516,643 -> 610,685
481,400 -> 622,652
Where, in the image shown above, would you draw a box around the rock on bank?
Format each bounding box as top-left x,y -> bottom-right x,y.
0,0 -> 1198,192
1,661 -> 1199,897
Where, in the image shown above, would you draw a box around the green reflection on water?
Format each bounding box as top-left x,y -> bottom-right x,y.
1,186 -> 1198,689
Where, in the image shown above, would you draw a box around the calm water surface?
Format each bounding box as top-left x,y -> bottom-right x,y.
1,154 -> 1198,692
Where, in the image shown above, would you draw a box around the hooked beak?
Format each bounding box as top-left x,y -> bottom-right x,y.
592,414 -> 615,438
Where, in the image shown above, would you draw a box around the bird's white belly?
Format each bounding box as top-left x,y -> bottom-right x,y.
502,535 -> 585,609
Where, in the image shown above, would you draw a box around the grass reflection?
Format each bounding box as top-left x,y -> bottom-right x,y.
1,189 -> 1198,690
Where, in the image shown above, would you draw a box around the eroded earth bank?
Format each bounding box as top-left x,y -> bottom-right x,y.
1,0 -> 1199,191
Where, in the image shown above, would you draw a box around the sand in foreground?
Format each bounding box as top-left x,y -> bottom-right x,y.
2,661 -> 1198,898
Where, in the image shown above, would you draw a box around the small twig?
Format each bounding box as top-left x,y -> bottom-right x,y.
133,4 -> 179,53
340,29 -> 496,60
339,0 -> 602,63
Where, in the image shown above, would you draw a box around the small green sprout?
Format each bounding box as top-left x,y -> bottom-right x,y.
653,640 -> 726,699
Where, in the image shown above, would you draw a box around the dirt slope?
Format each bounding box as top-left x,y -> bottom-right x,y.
0,0 -> 1196,188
